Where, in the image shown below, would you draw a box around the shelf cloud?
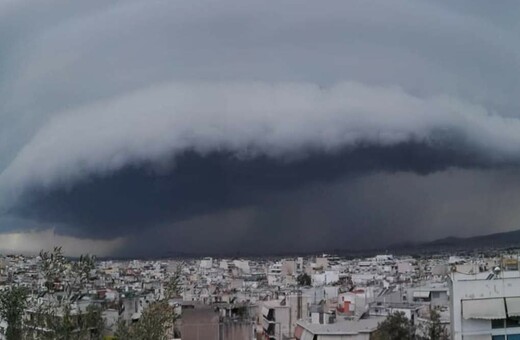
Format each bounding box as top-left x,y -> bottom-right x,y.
1,0 -> 520,255
3,80 -> 519,197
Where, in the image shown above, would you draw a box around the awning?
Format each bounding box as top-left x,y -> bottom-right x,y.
413,291 -> 431,299
506,297 -> 520,317
462,298 -> 506,320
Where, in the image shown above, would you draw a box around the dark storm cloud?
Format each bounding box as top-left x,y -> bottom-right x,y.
2,0 -> 520,254
120,168 -> 520,257
2,81 -> 520,200
8,143 -> 478,236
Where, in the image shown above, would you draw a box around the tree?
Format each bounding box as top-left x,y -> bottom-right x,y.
114,318 -> 132,339
39,247 -> 68,293
165,265 -> 183,300
39,247 -> 97,296
423,309 -> 449,340
26,247 -> 104,339
119,301 -> 175,340
296,273 -> 311,286
0,286 -> 28,340
115,265 -> 182,339
374,311 -> 415,340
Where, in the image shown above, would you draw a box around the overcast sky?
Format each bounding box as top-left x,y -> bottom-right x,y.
2,0 -> 520,256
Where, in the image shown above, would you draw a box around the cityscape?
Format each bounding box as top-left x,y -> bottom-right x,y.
0,246 -> 519,339
2,0 -> 520,339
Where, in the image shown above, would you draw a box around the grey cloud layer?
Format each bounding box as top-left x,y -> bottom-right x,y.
1,0 -> 520,253
2,0 -> 519,187
1,81 -> 519,199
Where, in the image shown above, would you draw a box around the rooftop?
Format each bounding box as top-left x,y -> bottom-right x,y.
297,317 -> 385,335
451,270 -> 520,282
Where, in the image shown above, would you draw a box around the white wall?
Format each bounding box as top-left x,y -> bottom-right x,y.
274,307 -> 291,338
450,273 -> 520,340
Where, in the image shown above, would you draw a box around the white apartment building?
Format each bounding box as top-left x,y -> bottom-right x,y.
267,262 -> 283,286
262,299 -> 290,340
261,294 -> 309,339
450,270 -> 520,340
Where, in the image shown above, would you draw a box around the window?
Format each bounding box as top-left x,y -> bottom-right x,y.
492,336 -> 505,340
493,319 -> 505,329
492,317 -> 520,329
506,317 -> 520,328
431,291 -> 441,299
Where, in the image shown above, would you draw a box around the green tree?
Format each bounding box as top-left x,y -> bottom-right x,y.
115,266 -> 182,339
28,247 -> 104,339
296,273 -> 311,286
423,309 -> 449,340
165,265 -> 183,299
115,302 -> 178,340
374,311 -> 415,340
114,318 -> 131,339
0,286 -> 28,340
39,247 -> 68,293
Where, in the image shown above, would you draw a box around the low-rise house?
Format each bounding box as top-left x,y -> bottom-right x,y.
295,317 -> 383,340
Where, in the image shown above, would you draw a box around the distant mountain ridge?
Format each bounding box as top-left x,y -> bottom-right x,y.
416,229 -> 520,250
99,229 -> 520,259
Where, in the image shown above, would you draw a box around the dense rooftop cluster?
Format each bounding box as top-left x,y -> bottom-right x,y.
0,250 -> 518,339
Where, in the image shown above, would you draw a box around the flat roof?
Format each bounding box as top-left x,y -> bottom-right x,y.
452,270 -> 520,282
262,299 -> 289,308
297,317 -> 385,335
